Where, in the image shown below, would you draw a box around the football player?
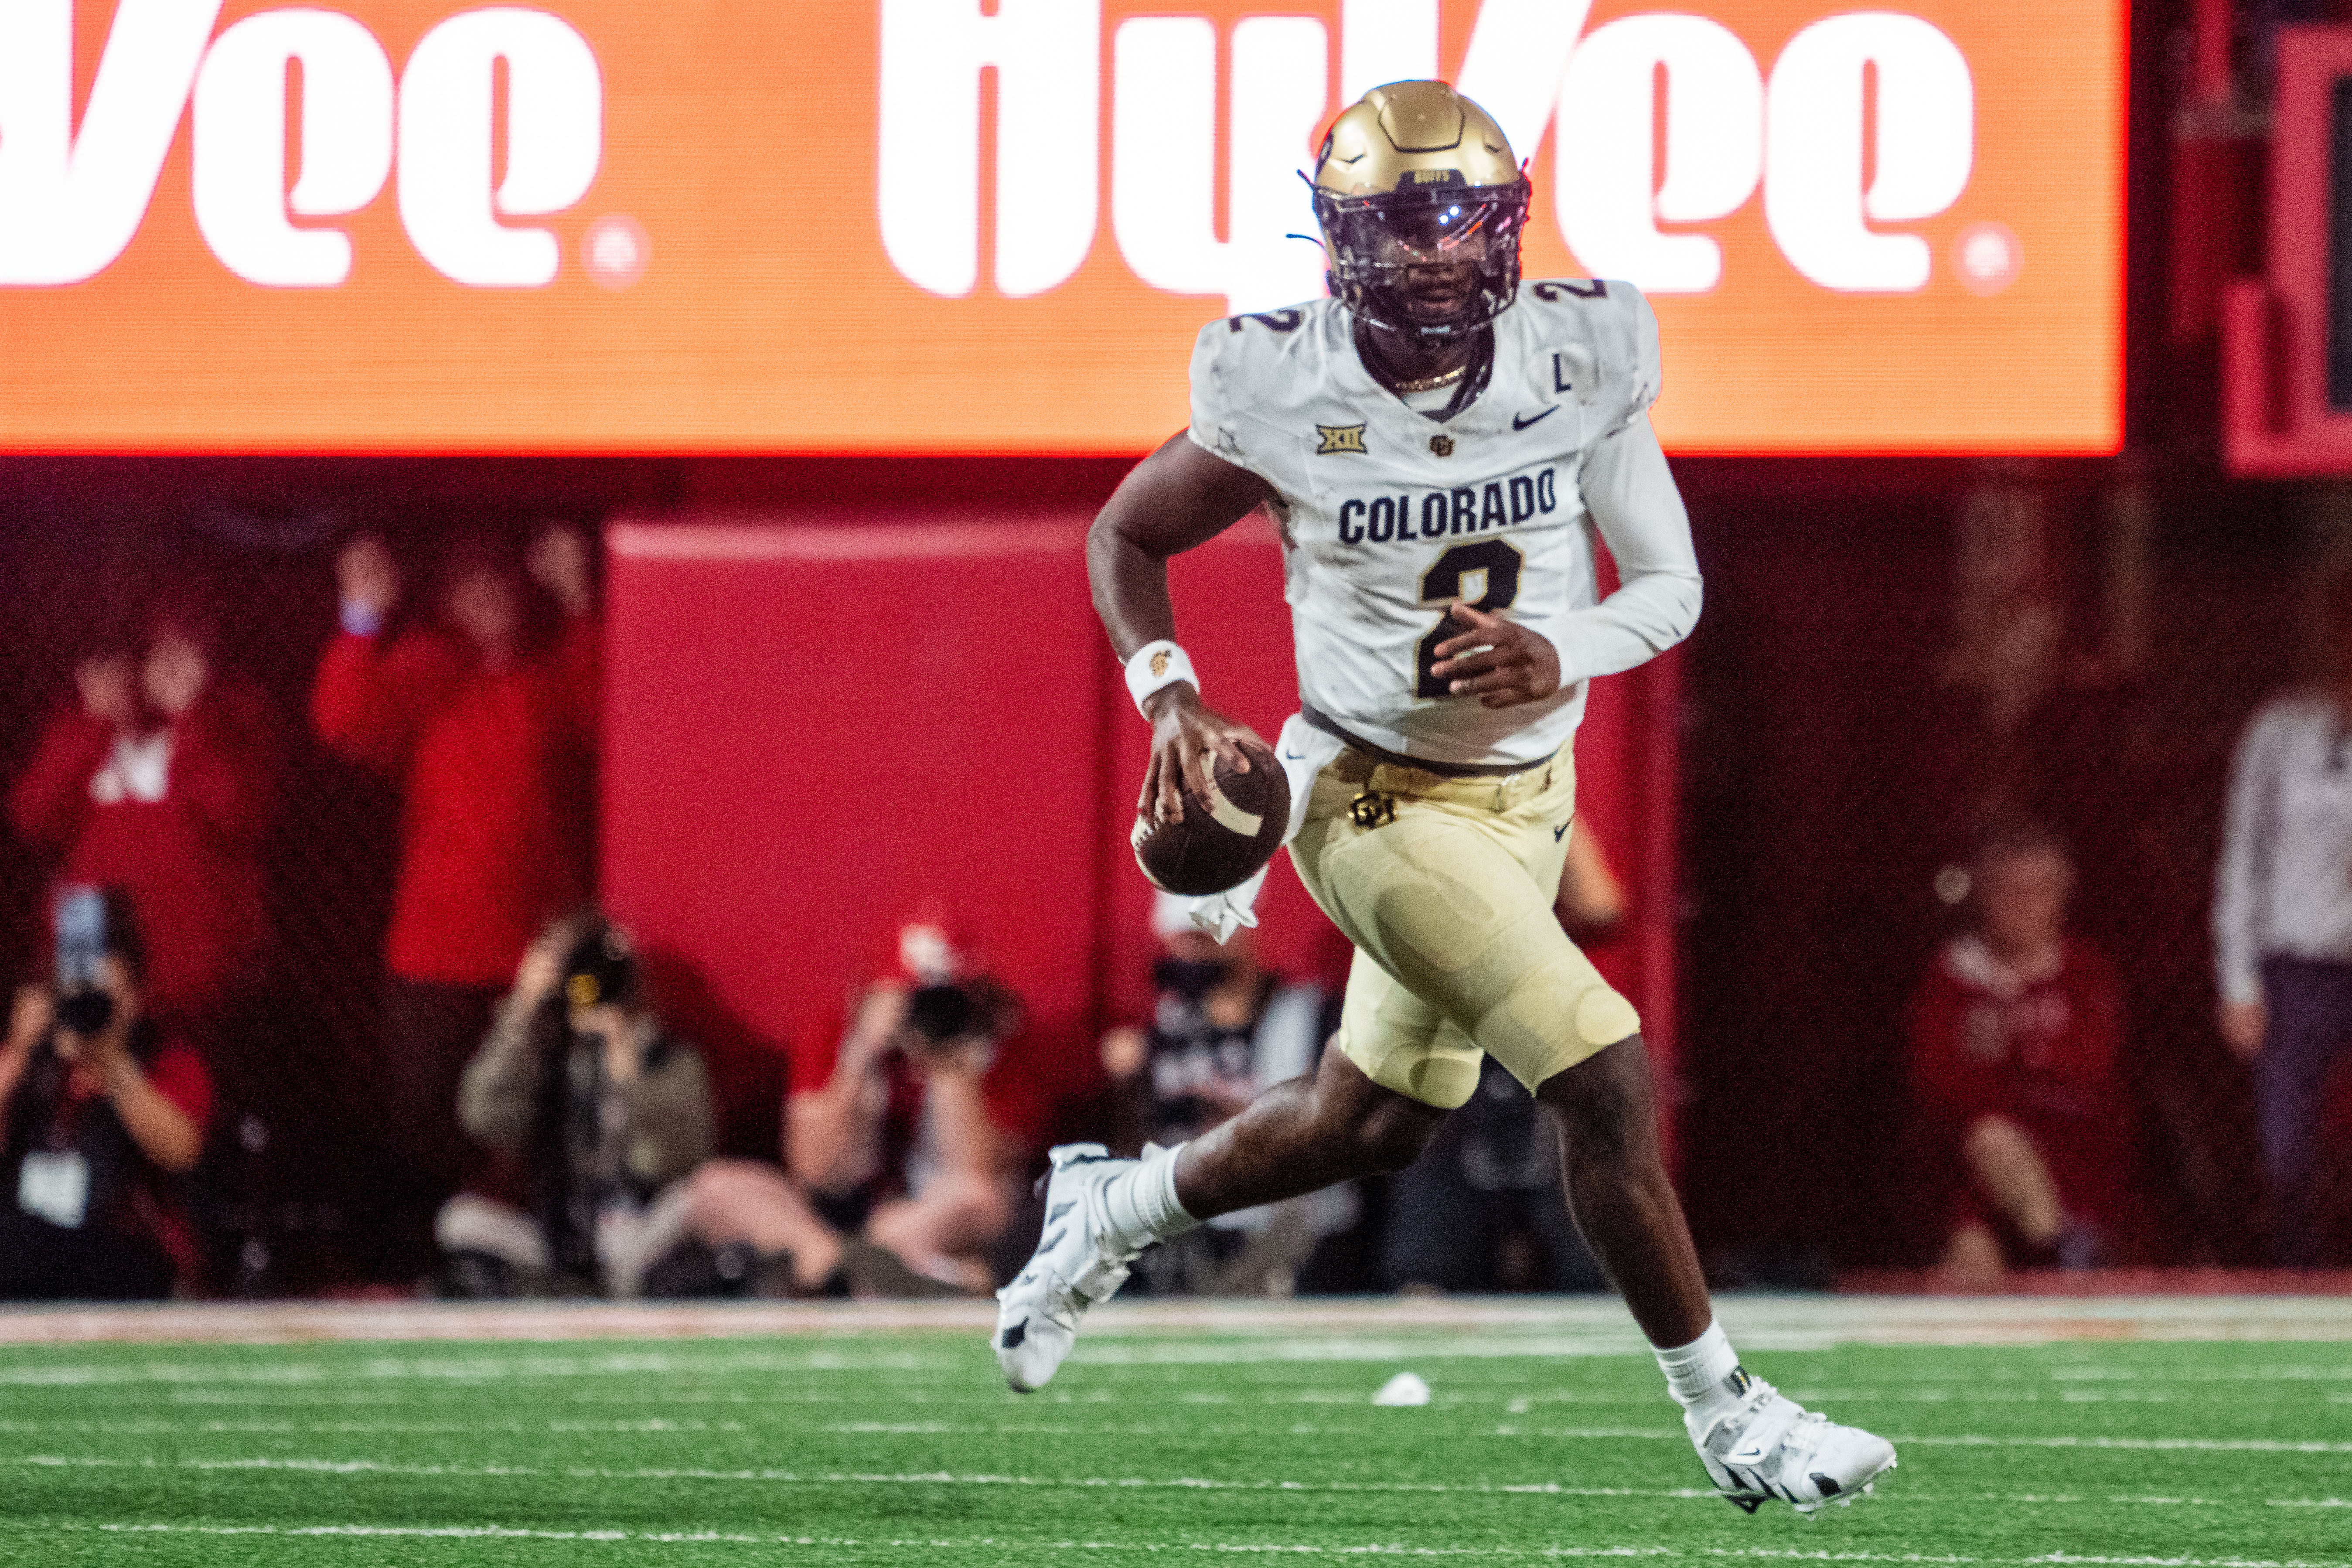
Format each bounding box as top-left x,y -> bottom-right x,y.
995,80 -> 1895,1514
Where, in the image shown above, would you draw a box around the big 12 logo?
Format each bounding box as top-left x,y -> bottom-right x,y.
0,0 -> 602,288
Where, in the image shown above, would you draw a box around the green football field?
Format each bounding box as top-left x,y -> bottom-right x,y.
0,1297 -> 2348,1565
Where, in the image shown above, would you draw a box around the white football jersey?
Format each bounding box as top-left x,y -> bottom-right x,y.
1188,281 -> 1703,770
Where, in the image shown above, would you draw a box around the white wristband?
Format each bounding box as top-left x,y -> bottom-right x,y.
1124,640 -> 1199,717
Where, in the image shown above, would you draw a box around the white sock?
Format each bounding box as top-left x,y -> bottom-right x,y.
1098,1143 -> 1199,1254
1654,1319 -> 1743,1421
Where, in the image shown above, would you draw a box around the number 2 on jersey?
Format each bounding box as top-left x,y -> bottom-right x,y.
1414,539 -> 1524,699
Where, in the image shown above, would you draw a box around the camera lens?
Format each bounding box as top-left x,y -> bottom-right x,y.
56,988 -> 114,1036
906,983 -> 974,1044
561,928 -> 637,1010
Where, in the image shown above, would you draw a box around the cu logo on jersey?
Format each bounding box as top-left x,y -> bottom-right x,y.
0,1 -> 609,289
879,0 -> 1986,317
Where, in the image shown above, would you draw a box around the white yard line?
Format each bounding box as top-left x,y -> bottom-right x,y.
1884,1435 -> 2352,1453
0,1418 -> 745,1435
1,1523 -> 2348,1566
1489,1427 -> 2352,1454
9,1341 -> 2352,1395
6,1382 -> 2336,1414
7,1294 -> 2352,1349
846,1421 -> 2352,1455
0,1347 -> 966,1388
6,1452 -> 2351,1509
6,1414 -> 2349,1452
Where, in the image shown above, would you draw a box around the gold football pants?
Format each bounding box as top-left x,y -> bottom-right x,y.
1288,743 -> 1640,1110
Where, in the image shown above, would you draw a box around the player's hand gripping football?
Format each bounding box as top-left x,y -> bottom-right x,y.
1141,684 -> 1267,826
1429,602 -> 1563,709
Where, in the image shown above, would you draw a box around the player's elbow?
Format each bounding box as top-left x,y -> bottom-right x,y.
1616,568 -> 1702,658
1660,570 -> 1703,646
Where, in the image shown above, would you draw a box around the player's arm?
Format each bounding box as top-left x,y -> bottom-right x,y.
1089,429 -> 1274,657
1089,430 -> 1280,824
1551,415 -> 1703,678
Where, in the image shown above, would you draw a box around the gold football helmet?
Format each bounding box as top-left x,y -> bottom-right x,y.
1312,82 -> 1530,338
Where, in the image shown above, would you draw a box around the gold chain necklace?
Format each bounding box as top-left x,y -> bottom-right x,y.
1386,361 -> 1468,394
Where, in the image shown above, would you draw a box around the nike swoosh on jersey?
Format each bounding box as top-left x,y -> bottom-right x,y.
1512,407 -> 1561,430
1554,821 -> 1571,841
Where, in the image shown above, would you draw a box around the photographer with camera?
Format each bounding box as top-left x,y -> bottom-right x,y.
685,922 -> 1022,1296
0,888 -> 212,1300
435,910 -> 713,1298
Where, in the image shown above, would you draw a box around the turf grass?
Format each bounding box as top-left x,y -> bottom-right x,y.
0,1302 -> 2348,1565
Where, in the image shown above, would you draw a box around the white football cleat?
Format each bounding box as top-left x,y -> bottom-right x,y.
993,1144 -> 1141,1392
1690,1368 -> 1897,1515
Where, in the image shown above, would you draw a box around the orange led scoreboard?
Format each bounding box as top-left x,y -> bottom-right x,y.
0,0 -> 2123,453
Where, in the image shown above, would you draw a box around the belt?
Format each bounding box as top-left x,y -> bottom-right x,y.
1323,739 -> 1565,813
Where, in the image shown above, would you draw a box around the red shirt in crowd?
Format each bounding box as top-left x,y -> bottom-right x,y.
7,687 -> 278,1025
310,617 -> 598,987
1905,933 -> 2143,1251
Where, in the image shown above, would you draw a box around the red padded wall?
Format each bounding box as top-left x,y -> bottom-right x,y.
601,517 -> 1107,1148
603,512 -> 1681,1163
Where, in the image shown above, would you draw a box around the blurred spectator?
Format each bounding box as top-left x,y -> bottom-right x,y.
1554,821 -> 1629,944
436,911 -> 713,1298
311,526 -> 599,1206
1908,825 -> 2141,1286
0,889 -> 211,1299
2215,581 -> 2352,1266
1098,895 -> 1337,1296
8,588 -> 278,1044
683,922 -> 1020,1296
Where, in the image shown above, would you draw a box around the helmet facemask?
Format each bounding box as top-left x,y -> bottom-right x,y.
1314,175 -> 1530,341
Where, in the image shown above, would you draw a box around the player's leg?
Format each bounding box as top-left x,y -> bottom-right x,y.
994,1010 -> 1450,1392
1171,961 -> 1454,1218
1340,765 -> 1706,1335
1299,776 -> 1706,1342
993,757 -> 1525,1391
1299,757 -> 1895,1512
1532,1035 -> 1708,1345
1535,1036 -> 1892,1511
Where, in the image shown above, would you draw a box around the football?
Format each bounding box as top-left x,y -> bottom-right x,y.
1131,740 -> 1290,897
